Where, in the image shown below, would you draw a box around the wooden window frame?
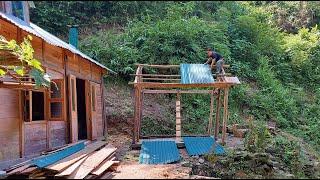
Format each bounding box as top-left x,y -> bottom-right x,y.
49,79 -> 65,121
23,89 -> 46,123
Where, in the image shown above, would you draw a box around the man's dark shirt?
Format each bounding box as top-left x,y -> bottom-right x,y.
209,51 -> 223,62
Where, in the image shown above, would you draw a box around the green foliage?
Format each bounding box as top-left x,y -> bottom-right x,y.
273,135 -> 304,176
78,1 -> 320,150
0,35 -> 50,88
244,121 -> 271,153
80,2 -> 230,77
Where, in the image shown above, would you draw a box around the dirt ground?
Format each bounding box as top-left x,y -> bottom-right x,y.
105,123 -> 243,179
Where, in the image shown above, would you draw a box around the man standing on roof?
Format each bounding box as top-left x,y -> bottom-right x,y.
204,48 -> 225,95
204,48 -> 225,75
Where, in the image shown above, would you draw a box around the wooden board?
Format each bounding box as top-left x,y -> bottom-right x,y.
68,145 -> 116,179
6,164 -> 31,175
46,140 -> 107,172
68,75 -> 78,143
55,156 -> 87,177
91,158 -> 116,176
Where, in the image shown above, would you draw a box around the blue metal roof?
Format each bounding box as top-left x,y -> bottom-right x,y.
139,140 -> 180,164
0,12 -> 114,73
180,64 -> 214,84
32,142 -> 85,168
183,136 -> 225,156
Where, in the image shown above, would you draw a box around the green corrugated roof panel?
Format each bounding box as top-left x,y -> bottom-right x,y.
139,140 -> 180,164
180,64 -> 214,84
183,136 -> 225,156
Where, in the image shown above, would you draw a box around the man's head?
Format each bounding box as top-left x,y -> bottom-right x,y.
207,48 -> 213,57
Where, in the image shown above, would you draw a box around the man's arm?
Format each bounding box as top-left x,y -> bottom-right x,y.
205,57 -> 214,65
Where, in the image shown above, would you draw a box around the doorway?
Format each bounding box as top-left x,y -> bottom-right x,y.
76,78 -> 87,140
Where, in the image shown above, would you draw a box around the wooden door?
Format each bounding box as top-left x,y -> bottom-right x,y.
86,81 -> 98,140
69,75 -> 78,143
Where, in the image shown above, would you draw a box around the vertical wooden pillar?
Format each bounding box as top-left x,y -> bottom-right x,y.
222,88 -> 229,145
208,90 -> 214,135
133,86 -> 141,144
176,93 -> 181,141
133,65 -> 143,144
138,91 -> 144,140
214,89 -> 221,140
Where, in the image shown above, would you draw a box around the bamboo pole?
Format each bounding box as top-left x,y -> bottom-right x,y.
214,89 -> 221,140
133,86 -> 142,143
138,91 -> 144,140
208,90 -> 214,135
222,88 -> 229,145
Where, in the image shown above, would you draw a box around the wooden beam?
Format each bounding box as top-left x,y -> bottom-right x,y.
142,90 -> 214,94
208,90 -> 214,135
135,64 -> 230,68
222,88 -> 229,145
134,82 -> 235,89
135,64 -> 180,68
131,74 -> 181,77
214,90 -> 221,140
142,78 -> 180,81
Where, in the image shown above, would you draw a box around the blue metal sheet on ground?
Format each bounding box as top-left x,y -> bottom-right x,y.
139,140 -> 180,164
32,142 -> 85,168
183,137 -> 225,156
180,64 -> 214,84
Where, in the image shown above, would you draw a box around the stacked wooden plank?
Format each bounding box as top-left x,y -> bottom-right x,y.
5,140 -> 119,179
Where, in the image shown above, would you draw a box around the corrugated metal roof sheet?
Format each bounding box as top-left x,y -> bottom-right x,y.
139,140 -> 180,164
32,142 -> 85,168
0,12 -> 114,73
183,136 -> 225,156
180,64 -> 214,84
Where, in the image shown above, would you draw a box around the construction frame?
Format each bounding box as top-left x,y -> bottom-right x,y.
130,64 -> 240,145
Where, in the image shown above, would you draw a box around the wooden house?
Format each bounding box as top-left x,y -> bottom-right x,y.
0,1 -> 112,162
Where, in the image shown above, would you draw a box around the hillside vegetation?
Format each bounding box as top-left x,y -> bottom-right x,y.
30,1 -> 320,178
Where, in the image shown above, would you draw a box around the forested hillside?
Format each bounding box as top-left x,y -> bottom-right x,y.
30,2 -> 320,178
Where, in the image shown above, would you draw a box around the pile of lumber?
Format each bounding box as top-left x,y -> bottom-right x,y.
5,140 -> 119,179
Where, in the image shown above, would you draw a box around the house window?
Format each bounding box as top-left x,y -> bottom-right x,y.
12,1 -> 24,20
23,91 -> 45,122
49,80 -> 64,120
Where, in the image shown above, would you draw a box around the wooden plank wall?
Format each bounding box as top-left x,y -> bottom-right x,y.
48,121 -> 67,148
95,83 -> 103,137
0,89 -> 20,161
24,122 -> 47,156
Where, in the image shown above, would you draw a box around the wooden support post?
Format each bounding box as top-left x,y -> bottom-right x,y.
214,89 -> 221,140
176,92 -> 182,141
133,87 -> 141,144
208,90 -> 214,135
222,88 -> 229,145
138,91 -> 144,140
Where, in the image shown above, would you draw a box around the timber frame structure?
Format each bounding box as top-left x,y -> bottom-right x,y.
130,64 -> 240,145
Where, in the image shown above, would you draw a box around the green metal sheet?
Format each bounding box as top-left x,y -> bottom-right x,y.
183,136 -> 225,156
139,140 -> 180,164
